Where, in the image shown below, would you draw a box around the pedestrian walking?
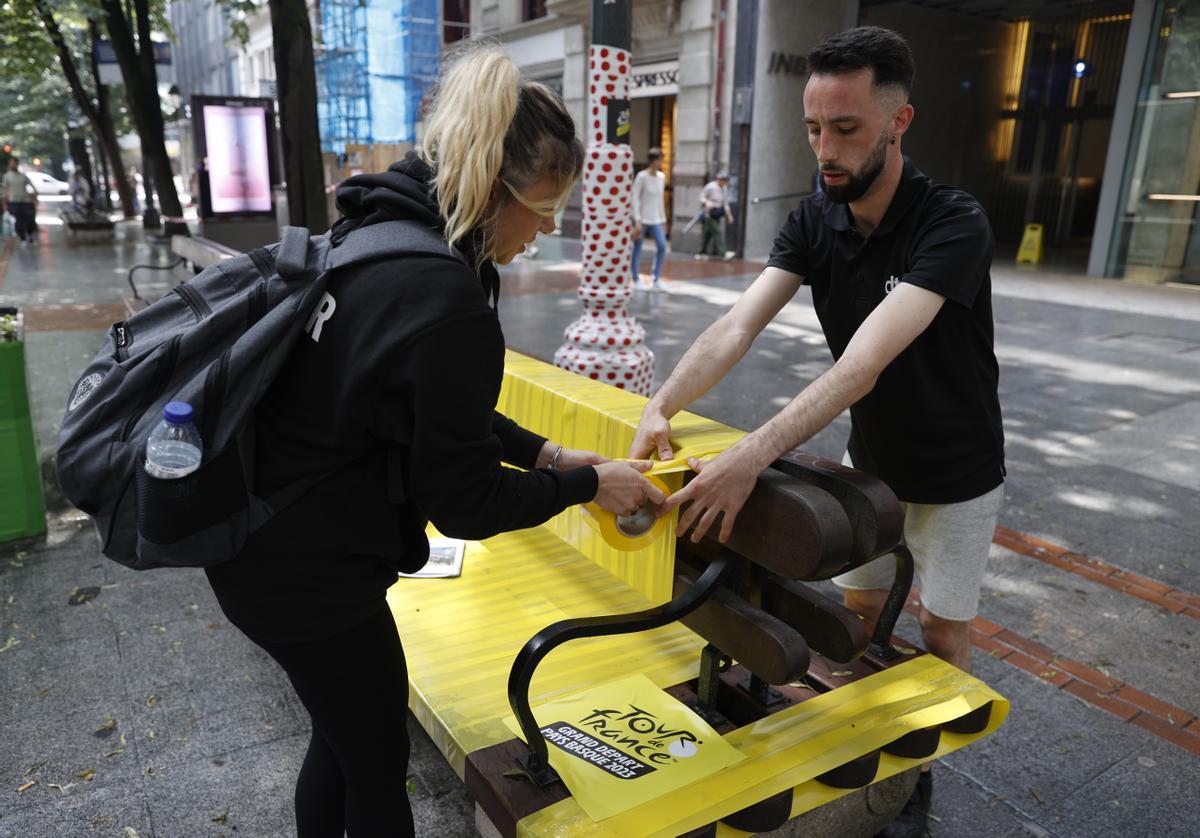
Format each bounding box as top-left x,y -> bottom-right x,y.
2,157 -> 38,245
631,27 -> 1004,838
697,170 -> 735,260
203,42 -> 663,838
631,147 -> 669,290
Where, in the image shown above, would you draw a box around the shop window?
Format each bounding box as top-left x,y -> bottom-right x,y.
524,0 -> 547,22
1108,1 -> 1200,284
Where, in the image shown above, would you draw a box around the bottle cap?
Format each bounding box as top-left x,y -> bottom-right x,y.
162,401 -> 194,425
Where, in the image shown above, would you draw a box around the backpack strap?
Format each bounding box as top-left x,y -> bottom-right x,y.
276,225 -> 312,277
327,220 -> 468,271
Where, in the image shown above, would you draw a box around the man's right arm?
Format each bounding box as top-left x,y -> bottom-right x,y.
632,266 -> 804,459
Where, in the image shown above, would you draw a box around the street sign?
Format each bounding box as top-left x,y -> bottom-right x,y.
93,39 -> 172,86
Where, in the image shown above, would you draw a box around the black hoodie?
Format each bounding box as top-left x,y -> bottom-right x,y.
206,153 -> 598,643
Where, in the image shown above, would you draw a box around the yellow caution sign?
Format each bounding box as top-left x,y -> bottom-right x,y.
504,673 -> 746,822
1016,223 -> 1044,265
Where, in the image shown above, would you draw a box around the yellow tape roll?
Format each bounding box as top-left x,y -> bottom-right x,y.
580,472 -> 672,551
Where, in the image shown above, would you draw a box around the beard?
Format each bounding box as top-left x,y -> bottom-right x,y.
820,132 -> 889,204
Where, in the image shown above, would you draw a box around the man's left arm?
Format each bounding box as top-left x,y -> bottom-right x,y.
667,282 -> 947,542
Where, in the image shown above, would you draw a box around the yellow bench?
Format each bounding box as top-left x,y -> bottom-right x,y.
387,351 -> 1006,837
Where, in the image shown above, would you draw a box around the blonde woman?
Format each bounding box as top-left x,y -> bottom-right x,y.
206,44 -> 662,836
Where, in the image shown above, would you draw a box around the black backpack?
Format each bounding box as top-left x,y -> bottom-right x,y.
57,221 -> 464,570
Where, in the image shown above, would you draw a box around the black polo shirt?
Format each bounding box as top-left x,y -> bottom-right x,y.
766,158 -> 1004,504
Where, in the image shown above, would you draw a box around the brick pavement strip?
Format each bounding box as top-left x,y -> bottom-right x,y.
24,304 -> 129,333
966,617 -> 1200,757
992,525 -> 1200,623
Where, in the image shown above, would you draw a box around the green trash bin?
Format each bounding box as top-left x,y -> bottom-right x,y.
0,308 -> 47,542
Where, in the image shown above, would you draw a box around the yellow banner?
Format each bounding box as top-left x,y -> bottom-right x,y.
505,673 -> 745,822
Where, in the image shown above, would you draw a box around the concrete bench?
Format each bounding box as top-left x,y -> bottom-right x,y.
389,351 -> 1007,837
170,234 -> 241,272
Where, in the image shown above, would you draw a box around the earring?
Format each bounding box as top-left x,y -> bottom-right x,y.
889,135 -> 896,145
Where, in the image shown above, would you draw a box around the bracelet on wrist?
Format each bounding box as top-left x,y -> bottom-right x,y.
548,444 -> 564,471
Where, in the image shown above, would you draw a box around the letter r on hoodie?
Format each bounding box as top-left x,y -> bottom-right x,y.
305,292 -> 337,342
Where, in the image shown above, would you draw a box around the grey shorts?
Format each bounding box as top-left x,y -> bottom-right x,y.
832,453 -> 1004,622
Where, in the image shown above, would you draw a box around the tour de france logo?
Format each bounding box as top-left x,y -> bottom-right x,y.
539,704 -> 704,780
884,274 -> 901,295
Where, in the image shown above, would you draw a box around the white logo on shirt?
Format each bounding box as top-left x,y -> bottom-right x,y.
884,275 -> 901,295
304,292 -> 337,342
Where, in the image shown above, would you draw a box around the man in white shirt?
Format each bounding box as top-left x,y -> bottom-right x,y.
630,148 -> 669,290
2,157 -> 37,245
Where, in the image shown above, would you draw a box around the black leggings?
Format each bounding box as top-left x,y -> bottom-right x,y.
252,605 -> 414,837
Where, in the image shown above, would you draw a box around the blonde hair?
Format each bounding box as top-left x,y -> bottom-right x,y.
419,42 -> 583,262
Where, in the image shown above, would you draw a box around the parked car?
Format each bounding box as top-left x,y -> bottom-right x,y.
25,172 -> 70,196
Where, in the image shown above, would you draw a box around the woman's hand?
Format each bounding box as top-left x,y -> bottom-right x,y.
592,461 -> 664,516
555,447 -> 609,470
536,441 -> 609,470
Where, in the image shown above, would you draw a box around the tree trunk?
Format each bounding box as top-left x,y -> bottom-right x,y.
32,2 -> 137,216
100,0 -> 186,230
269,0 -> 328,230
88,21 -> 136,216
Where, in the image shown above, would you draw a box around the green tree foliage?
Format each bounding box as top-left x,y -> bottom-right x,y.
0,0 -> 139,214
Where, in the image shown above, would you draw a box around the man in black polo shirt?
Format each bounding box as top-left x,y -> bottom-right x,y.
632,26 -> 1003,836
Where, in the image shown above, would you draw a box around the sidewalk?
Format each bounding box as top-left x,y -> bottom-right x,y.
2,225 -> 1198,836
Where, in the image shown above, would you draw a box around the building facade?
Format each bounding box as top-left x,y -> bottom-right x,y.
469,0 -> 1198,284
468,0 -> 739,238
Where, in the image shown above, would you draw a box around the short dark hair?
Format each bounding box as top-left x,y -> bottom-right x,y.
807,26 -> 915,98
647,147 -> 662,163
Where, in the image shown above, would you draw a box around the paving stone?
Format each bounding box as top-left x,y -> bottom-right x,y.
0,702 -> 143,800
942,661 -> 1157,809
928,763 -> 1042,838
978,544 -> 1200,716
140,736 -> 306,837
0,764 -> 151,838
128,674 -> 305,774
1041,740 -> 1200,838
0,632 -> 129,729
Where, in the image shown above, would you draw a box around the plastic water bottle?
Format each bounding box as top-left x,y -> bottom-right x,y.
144,401 -> 203,479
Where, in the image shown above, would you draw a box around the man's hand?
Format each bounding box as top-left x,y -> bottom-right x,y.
630,406 -> 674,461
663,446 -> 760,543
633,222 -> 642,239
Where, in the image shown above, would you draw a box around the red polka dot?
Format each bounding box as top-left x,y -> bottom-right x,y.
595,133 -> 603,142
619,64 -> 627,74
602,163 -> 612,172
589,373 -> 598,380
601,48 -> 609,58
601,62 -> 610,71
600,96 -> 608,106
616,383 -> 625,390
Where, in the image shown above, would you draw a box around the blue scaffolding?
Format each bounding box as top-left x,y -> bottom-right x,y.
316,0 -> 441,153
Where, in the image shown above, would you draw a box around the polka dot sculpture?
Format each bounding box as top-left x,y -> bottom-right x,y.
553,44 -> 656,396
